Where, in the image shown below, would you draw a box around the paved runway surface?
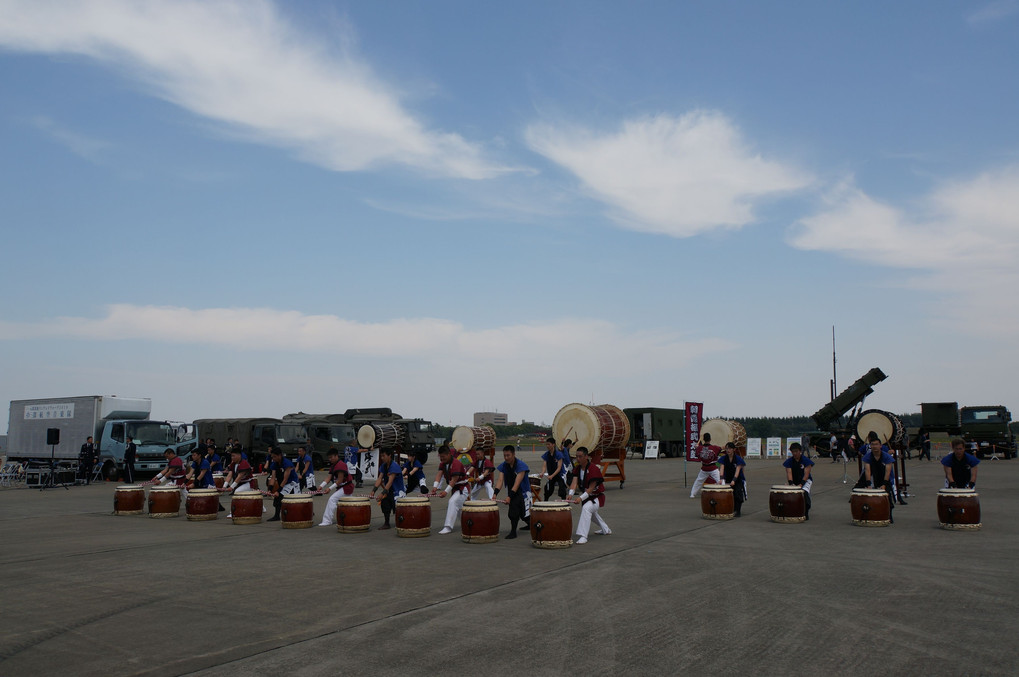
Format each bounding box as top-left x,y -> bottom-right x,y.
1,451 -> 1016,676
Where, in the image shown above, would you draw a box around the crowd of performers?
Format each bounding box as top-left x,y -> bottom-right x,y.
688,431 -> 982,523
143,436 -> 611,544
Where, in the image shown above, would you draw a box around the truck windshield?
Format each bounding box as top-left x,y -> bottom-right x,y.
961,409 -> 1006,423
127,422 -> 177,445
329,426 -> 354,443
276,425 -> 307,444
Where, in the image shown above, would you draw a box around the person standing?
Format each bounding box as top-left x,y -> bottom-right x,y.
829,433 -> 839,463
344,438 -> 363,488
433,445 -> 471,535
689,433 -> 721,498
718,442 -> 747,517
318,448 -> 356,527
918,431 -> 932,462
568,446 -> 610,544
941,438 -> 980,489
123,436 -> 137,484
782,443 -> 814,520
540,437 -> 567,501
492,445 -> 532,540
860,433 -> 897,523
79,436 -> 98,484
370,448 -> 405,530
265,446 -> 299,522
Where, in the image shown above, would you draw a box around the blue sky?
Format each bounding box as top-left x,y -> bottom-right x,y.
1,0 -> 1017,430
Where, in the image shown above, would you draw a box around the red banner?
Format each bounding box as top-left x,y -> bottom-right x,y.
685,402 -> 703,461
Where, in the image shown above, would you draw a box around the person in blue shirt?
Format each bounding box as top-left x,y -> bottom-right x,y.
295,446 -> 315,493
861,433 -> 897,523
187,448 -> 215,489
402,450 -> 428,495
492,445 -> 531,539
344,438 -> 362,488
718,442 -> 747,517
782,443 -> 814,520
540,437 -> 568,501
205,444 -> 222,474
942,438 -> 980,488
265,446 -> 299,522
371,448 -> 406,530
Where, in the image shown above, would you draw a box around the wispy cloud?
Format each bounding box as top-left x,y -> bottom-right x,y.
0,304 -> 735,377
966,0 -> 1019,25
29,115 -> 110,162
525,111 -> 811,237
0,0 -> 507,179
790,167 -> 1019,335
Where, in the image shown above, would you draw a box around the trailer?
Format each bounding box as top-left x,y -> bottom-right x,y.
623,407 -> 685,458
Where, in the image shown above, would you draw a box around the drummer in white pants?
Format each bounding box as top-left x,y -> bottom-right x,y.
317,450 -> 355,526
432,446 -> 471,534
569,447 -> 610,544
689,433 -> 722,498
222,448 -> 255,518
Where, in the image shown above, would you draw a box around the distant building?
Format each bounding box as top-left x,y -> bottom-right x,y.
474,412 -> 510,427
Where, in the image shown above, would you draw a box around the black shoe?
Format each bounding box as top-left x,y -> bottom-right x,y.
267,515 -> 280,522
898,499 -> 908,505
218,505 -> 225,512
505,531 -> 517,539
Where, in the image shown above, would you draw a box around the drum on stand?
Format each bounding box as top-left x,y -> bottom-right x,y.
937,488 -> 981,530
769,485 -> 806,523
729,421 -> 748,454
396,496 -> 431,537
851,488 -> 891,526
213,473 -> 225,489
552,403 -> 631,456
148,486 -> 181,518
231,491 -> 264,524
701,419 -> 736,446
528,474 -> 542,497
337,496 -> 371,533
701,484 -> 735,520
357,423 -> 406,450
461,500 -> 499,543
186,488 -> 220,521
451,425 -> 496,454
114,485 -> 145,515
855,410 -> 906,447
529,501 -> 573,548
281,494 -> 314,529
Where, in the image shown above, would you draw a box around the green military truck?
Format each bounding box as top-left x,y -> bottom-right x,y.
921,402 -> 1015,459
624,407 -> 685,458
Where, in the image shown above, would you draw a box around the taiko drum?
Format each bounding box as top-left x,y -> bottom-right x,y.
231,491 -> 264,524
461,500 -> 499,543
281,494 -> 314,529
701,484 -> 735,520
148,486 -> 181,518
851,488 -> 891,526
530,501 -> 573,548
213,473 -> 225,489
186,488 -> 220,521
937,488 -> 981,530
769,485 -> 807,523
114,485 -> 145,515
337,496 -> 371,533
395,496 -> 431,537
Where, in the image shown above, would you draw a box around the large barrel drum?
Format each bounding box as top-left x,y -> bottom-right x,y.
851,488 -> 891,526
700,484 -> 735,520
114,485 -> 145,515
461,500 -> 499,543
186,488 -> 220,521
231,491 -> 264,525
769,485 -> 807,523
357,423 -> 406,450
337,496 -> 372,533
281,494 -> 314,528
552,403 -> 630,454
148,486 -> 181,518
530,501 -> 573,548
395,496 -> 431,537
701,419 -> 742,447
856,410 -> 906,447
937,488 -> 981,530
451,425 -> 496,453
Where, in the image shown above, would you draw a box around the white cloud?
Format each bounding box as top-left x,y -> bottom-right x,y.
525,111 -> 811,237
29,115 -> 110,162
0,0 -> 505,179
790,168 -> 1019,334
966,1 -> 1019,25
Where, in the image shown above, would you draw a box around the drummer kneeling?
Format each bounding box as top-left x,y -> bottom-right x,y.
317,449 -> 356,527
568,447 -> 610,545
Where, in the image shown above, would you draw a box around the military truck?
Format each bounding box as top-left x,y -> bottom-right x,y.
624,407 -> 685,458
920,402 -> 1015,458
342,408 -> 436,460
282,413 -> 357,464
7,395 -> 197,480
193,418 -> 310,469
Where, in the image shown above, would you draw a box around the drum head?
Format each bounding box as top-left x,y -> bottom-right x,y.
852,488 -> 887,496
729,421 -> 748,448
451,426 -> 476,451
701,418 -> 734,446
397,496 -> 429,505
340,496 -> 369,505
357,424 -> 377,449
532,500 -> 570,509
463,500 -> 496,508
856,410 -> 894,445
552,403 -> 603,451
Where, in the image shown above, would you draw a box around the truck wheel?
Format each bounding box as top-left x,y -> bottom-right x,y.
102,461 -> 120,482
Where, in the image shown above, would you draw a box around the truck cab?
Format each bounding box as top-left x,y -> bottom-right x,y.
960,406 -> 1015,458
100,419 -> 196,480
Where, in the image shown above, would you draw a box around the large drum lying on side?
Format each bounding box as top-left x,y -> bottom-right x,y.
701,419 -> 745,449
231,491 -> 264,525
552,403 -> 631,455
281,494 -> 314,529
148,486 -> 181,518
451,425 -> 496,453
530,501 -> 573,548
937,488 -> 981,530
769,485 -> 806,523
855,410 -> 906,447
461,500 -> 499,543
851,488 -> 891,526
700,483 -> 735,520
337,496 -> 371,533
396,496 -> 431,537
357,423 -> 406,450
114,485 -> 145,515
186,488 -> 220,521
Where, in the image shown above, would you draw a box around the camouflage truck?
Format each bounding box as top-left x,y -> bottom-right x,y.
920,402 -> 1015,459
193,418 -> 309,470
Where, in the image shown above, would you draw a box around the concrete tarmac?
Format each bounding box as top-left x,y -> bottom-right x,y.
1,452 -> 1016,676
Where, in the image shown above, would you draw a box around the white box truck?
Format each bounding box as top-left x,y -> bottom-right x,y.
6,396 -> 196,480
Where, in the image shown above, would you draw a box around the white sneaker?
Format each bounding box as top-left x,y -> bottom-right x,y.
438,527 -> 453,534
317,522 -> 330,527
595,529 -> 611,535
576,536 -> 588,544
225,514 -> 232,518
